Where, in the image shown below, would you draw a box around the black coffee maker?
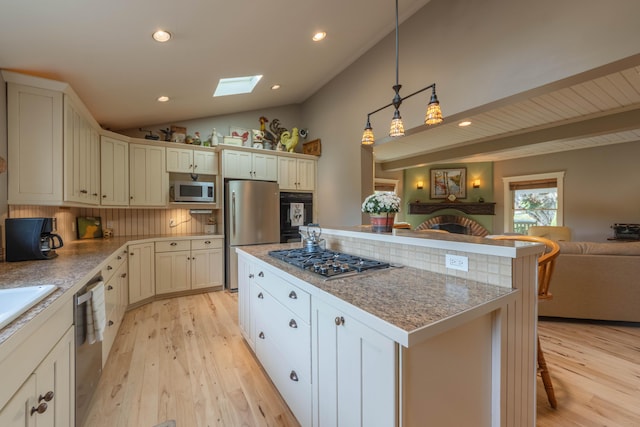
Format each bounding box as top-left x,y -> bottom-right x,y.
5,218 -> 64,261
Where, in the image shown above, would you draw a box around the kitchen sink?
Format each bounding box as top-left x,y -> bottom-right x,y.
0,285 -> 57,330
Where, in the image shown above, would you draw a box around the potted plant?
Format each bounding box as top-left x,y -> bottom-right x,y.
361,192 -> 401,232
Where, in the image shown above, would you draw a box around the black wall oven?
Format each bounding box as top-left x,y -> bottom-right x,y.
280,192 -> 313,242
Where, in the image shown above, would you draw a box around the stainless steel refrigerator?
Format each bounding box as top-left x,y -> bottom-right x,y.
225,179 -> 280,290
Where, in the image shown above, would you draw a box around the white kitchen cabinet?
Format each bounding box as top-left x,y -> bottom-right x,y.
222,149 -> 277,181
129,143 -> 168,206
100,135 -> 129,206
167,147 -> 218,175
155,239 -> 223,295
128,242 -> 155,304
155,240 -> 191,295
102,250 -> 129,364
312,297 -> 397,427
278,157 -> 316,191
5,82 -> 64,205
0,326 -> 74,427
237,254 -> 254,349
64,95 -> 101,205
191,238 -> 224,290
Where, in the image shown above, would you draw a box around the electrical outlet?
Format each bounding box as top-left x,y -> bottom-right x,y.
445,254 -> 468,272
169,218 -> 176,227
107,221 -> 113,229
71,221 -> 76,232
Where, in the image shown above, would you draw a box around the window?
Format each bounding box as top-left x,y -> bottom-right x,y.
502,172 -> 565,233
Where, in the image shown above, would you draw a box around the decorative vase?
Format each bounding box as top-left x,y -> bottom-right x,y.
369,213 -> 395,233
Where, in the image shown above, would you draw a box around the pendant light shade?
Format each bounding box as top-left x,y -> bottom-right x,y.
360,0 -> 443,145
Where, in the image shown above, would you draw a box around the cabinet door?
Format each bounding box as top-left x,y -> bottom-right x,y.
313,298 -> 397,427
253,153 -> 278,181
0,374 -> 36,427
100,136 -> 129,206
277,157 -> 298,190
35,326 -> 74,427
191,248 -> 223,290
223,150 -> 252,179
155,251 -> 191,294
89,128 -> 101,203
6,84 -> 63,205
237,255 -> 253,347
193,150 -> 218,175
130,144 -> 167,206
128,243 -> 155,304
166,147 -> 193,173
296,159 -> 316,191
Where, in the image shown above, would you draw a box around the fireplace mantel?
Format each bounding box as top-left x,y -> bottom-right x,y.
409,201 -> 496,215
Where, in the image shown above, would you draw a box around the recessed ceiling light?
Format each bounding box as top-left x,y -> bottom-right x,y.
312,31 -> 327,42
152,30 -> 172,42
458,121 -> 472,127
213,75 -> 263,97
157,95 -> 170,102
271,84 -> 281,90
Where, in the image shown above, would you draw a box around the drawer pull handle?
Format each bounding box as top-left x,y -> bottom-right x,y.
249,274 -> 255,279
107,266 -> 113,270
259,331 -> 265,339
107,285 -> 114,291
108,320 -> 114,326
170,242 -> 178,246
334,316 -> 345,326
30,403 -> 47,416
289,291 -> 297,300
289,371 -> 299,382
289,319 -> 298,329
121,273 -> 127,278
204,240 -> 211,244
258,292 -> 264,299
258,271 -> 264,277
39,391 -> 54,403
117,255 -> 122,260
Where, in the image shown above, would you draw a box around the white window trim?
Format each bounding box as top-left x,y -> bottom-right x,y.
374,178 -> 399,193
502,171 -> 565,232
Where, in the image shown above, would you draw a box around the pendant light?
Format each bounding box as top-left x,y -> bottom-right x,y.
361,0 -> 443,145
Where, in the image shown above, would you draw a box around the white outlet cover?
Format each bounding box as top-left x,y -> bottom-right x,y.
445,254 -> 469,272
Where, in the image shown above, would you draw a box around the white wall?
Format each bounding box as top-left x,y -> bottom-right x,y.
302,0 -> 640,227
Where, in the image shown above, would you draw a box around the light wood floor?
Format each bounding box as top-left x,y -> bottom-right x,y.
85,291 -> 640,427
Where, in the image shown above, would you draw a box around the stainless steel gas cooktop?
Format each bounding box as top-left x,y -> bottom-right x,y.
268,248 -> 390,280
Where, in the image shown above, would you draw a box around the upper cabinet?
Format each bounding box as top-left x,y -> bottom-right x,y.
278,157 -> 316,191
64,96 -> 101,205
129,143 -> 168,206
167,146 -> 218,175
5,81 -> 64,205
222,149 -> 277,181
100,135 -> 130,206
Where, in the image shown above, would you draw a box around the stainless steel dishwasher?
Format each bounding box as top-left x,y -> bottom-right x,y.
74,276 -> 103,427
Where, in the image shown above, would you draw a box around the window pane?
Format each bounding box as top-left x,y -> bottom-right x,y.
513,188 -> 558,227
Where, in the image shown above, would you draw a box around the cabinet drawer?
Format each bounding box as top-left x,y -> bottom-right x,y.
101,251 -> 126,282
254,269 -> 310,323
256,328 -> 312,427
254,285 -> 311,380
191,238 -> 222,250
155,240 -> 191,252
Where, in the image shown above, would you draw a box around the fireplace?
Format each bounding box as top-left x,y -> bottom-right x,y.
415,215 -> 490,237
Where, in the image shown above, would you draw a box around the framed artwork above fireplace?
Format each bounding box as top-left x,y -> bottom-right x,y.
430,167 -> 467,199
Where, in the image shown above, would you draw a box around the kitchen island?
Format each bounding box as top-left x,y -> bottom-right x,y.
237,227 -> 544,427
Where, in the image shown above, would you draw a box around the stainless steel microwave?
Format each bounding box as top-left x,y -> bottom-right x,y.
170,180 -> 215,203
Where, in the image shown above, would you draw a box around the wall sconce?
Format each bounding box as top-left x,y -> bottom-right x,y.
416,181 -> 424,190
472,179 -> 481,189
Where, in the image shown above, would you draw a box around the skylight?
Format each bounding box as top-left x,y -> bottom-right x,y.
213,75 -> 263,97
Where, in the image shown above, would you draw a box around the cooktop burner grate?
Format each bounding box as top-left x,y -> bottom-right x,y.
268,248 -> 390,279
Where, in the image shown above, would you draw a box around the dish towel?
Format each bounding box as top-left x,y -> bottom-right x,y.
290,203 -> 304,226
85,280 -> 106,344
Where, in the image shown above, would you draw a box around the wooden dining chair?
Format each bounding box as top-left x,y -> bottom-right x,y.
489,235 -> 560,409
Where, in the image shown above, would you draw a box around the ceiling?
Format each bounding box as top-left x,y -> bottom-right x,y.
0,0 -> 430,131
1,1 -> 639,169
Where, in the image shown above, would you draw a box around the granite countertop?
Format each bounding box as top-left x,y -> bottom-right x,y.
0,233 -> 221,346
238,243 -> 518,347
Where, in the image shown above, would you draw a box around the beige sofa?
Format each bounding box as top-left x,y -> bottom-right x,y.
539,241 -> 640,322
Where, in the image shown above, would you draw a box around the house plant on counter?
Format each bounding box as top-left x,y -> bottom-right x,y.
362,192 -> 401,232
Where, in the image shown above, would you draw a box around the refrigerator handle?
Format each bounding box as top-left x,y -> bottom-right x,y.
232,190 -> 236,237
